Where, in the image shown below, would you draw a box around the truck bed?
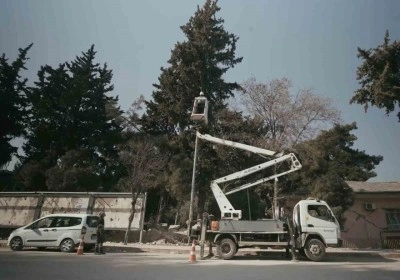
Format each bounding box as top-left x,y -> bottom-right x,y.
216,219 -> 287,233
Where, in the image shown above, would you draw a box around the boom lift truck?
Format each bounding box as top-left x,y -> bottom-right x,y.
190,93 -> 340,262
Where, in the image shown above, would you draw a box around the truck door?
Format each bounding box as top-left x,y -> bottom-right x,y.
303,204 -> 338,244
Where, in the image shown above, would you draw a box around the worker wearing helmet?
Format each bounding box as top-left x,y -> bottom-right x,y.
95,211 -> 106,255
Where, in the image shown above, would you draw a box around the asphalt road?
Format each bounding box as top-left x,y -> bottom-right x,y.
0,249 -> 399,280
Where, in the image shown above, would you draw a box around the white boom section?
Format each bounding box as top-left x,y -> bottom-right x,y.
196,132 -> 302,220
196,132 -> 278,157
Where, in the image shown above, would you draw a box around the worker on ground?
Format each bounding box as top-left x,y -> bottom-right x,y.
95,211 -> 106,255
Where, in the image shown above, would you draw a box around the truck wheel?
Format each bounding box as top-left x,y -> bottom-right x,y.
304,238 -> 325,261
217,238 -> 237,260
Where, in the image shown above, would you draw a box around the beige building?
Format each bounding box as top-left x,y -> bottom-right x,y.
340,181 -> 400,249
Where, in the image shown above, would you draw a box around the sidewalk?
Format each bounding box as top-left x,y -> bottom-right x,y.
1,239 -> 399,259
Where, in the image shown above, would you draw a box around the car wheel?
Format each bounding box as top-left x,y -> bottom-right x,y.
218,238 -> 237,260
10,237 -> 23,251
60,238 -> 75,253
304,238 -> 326,261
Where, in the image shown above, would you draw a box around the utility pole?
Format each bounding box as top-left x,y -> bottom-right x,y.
187,133 -> 199,241
187,92 -> 209,242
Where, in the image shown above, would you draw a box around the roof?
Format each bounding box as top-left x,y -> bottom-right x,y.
42,213 -> 97,217
346,181 -> 400,193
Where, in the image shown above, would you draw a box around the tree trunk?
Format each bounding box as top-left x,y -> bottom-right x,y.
124,189 -> 140,245
156,194 -> 164,224
174,205 -> 180,225
124,209 -> 135,245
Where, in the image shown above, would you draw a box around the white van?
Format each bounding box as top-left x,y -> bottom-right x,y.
7,213 -> 100,252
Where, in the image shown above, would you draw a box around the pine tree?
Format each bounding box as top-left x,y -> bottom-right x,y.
0,44 -> 32,168
18,46 -> 123,191
351,30 -> 400,121
291,122 -> 383,215
141,0 -> 242,134
139,0 -> 243,218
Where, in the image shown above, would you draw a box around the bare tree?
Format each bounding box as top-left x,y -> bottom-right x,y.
238,77 -> 341,216
239,77 -> 341,149
117,139 -> 165,244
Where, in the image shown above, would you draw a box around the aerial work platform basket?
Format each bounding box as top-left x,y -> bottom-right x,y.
190,92 -> 209,125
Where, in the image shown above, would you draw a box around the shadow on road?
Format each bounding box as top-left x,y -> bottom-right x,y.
20,246 -> 146,254
233,251 -> 398,263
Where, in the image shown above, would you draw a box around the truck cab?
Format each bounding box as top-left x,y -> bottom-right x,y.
292,199 -> 340,261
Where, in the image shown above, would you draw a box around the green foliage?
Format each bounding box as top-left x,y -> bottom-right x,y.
0,170 -> 15,191
138,0 -> 243,217
351,30 -> 400,121
17,45 -> 123,191
141,0 -> 242,135
14,157 -> 51,191
0,44 -> 32,168
45,150 -> 101,192
292,122 -> 383,213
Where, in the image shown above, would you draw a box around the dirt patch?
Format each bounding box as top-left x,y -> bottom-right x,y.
105,227 -> 188,244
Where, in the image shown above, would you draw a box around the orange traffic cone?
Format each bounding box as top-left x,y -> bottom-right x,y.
76,238 -> 84,255
188,240 -> 197,263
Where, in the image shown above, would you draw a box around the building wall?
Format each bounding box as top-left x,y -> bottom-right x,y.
340,193 -> 400,249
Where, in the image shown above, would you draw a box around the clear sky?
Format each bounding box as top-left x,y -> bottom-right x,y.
1,0 -> 399,182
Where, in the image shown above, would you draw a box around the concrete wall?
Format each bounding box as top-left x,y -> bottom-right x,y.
0,195 -> 39,228
93,196 -> 143,230
0,192 -> 145,231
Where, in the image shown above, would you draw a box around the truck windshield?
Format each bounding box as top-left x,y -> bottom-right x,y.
307,205 -> 332,221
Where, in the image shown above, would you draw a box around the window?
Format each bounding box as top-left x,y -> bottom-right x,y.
69,217 -> 82,227
386,209 -> 400,230
86,216 -> 100,228
307,205 -> 331,221
53,217 -> 67,227
34,217 -> 55,229
52,217 -> 82,227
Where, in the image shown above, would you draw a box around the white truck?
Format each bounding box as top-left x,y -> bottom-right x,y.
190,93 -> 340,261
193,132 -> 340,262
193,132 -> 340,261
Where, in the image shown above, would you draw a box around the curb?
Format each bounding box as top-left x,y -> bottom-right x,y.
102,244 -> 400,259
1,240 -> 400,259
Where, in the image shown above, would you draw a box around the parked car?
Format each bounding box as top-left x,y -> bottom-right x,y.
7,213 -> 99,252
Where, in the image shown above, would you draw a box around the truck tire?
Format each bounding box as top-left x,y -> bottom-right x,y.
217,238 -> 237,260
304,238 -> 325,262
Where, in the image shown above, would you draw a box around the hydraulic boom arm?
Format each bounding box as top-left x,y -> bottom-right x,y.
196,132 -> 302,220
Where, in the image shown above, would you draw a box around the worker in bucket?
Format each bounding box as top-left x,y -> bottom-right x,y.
95,211 -> 106,255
